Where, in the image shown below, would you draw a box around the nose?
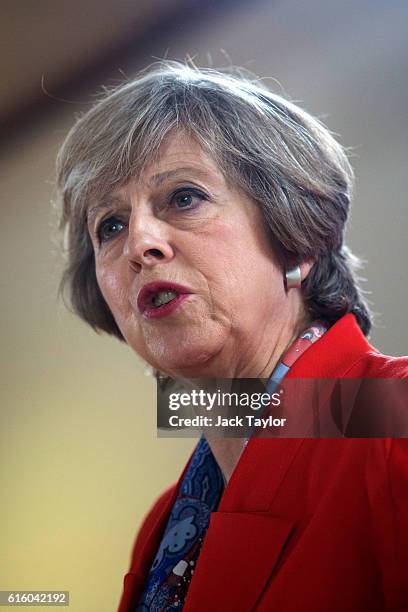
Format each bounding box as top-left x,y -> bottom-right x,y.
123,209 -> 174,271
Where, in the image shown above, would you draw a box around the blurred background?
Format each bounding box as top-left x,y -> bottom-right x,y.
1,1 -> 407,610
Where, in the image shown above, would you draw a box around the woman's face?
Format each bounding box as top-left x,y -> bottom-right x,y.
87,132 -> 299,378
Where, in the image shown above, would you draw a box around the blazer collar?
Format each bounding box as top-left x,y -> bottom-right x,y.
288,313 -> 375,378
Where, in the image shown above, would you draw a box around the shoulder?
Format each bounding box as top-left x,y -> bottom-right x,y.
291,314 -> 408,378
347,350 -> 408,378
341,315 -> 408,378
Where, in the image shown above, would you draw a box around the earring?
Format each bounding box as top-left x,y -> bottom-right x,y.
285,265 -> 302,289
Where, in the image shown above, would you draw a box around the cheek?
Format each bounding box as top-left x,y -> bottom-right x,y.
96,264 -> 129,319
188,224 -> 243,297
206,215 -> 283,307
200,216 -> 271,281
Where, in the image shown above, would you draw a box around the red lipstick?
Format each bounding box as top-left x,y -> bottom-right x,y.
137,281 -> 193,320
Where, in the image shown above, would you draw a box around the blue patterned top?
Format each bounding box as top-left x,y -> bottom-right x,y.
134,436 -> 224,611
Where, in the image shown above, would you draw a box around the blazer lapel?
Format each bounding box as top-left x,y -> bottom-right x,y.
183,437 -> 304,611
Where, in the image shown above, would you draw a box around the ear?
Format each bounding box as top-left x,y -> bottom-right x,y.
300,260 -> 314,282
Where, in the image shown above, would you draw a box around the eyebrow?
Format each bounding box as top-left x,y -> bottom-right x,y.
146,166 -> 212,188
87,196 -> 127,225
86,166 -> 214,223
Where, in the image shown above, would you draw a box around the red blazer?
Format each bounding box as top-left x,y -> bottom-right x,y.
118,315 -> 408,612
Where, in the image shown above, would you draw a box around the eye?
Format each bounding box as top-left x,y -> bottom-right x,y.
169,188 -> 207,211
96,216 -> 126,243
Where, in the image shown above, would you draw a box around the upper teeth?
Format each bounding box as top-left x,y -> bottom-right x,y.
152,290 -> 178,307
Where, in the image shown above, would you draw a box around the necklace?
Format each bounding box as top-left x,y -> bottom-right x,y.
242,321 -> 327,448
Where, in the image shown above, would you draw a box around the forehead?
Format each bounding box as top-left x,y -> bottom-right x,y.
146,131 -> 213,171
126,131 -> 226,193
85,131 -> 232,219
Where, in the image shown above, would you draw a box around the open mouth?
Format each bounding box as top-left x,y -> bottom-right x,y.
137,281 -> 193,319
150,290 -> 179,309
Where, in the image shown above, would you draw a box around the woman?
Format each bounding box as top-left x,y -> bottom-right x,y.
56,62 -> 407,611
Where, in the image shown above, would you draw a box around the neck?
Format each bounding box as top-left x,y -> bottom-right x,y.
202,310 -> 311,485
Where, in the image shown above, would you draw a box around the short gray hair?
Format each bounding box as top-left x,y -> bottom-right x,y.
56,60 -> 371,338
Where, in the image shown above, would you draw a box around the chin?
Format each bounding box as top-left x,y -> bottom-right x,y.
155,350 -> 216,379
128,322 -> 229,377
134,317 -> 220,364
148,336 -> 225,379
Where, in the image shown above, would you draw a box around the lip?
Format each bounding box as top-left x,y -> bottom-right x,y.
137,281 -> 193,320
